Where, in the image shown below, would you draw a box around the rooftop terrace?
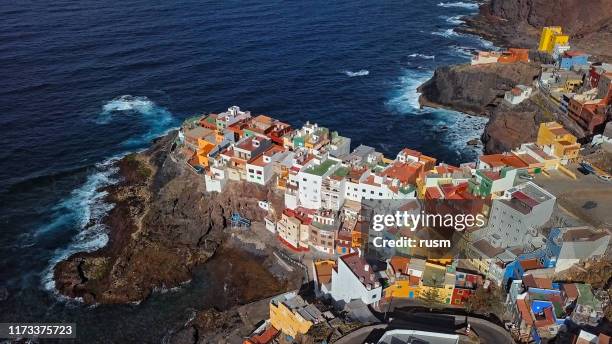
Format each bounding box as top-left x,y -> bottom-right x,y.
305,159 -> 337,176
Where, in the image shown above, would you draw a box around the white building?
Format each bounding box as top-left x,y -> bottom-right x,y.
297,156 -> 341,210
204,164 -> 228,193
276,210 -> 310,250
505,85 -> 533,105
246,145 -> 285,185
484,182 -> 556,249
471,51 -> 501,65
552,44 -> 571,60
215,106 -> 251,130
329,252 -> 382,306
547,227 -> 610,273
377,330 -> 459,344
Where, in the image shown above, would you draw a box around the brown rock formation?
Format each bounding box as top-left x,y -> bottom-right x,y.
418,62 -> 541,116
460,0 -> 612,60
418,61 -> 551,153
54,131 -> 283,304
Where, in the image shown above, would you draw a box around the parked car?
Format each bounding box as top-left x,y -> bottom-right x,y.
577,166 -> 590,175
580,162 -> 595,174
598,174 -> 612,182
519,174 -> 534,180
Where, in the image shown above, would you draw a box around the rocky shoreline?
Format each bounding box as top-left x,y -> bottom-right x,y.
457,0 -> 612,61
53,131 -> 290,306
419,0 -> 612,153
418,61 -> 548,153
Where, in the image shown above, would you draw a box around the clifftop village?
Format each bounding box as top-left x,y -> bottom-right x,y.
175,27 -> 612,344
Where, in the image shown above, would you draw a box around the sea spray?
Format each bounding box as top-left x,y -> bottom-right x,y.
41,157 -> 119,293
437,1 -> 479,9
386,68 -> 433,113
42,96 -> 178,294
408,53 -> 435,60
343,69 -> 370,77
96,95 -> 178,148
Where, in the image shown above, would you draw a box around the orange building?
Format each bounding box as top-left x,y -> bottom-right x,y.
498,48 -> 530,63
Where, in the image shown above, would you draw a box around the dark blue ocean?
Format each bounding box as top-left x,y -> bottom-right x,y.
0,0 -> 493,341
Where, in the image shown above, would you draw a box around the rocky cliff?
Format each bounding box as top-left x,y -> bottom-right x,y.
460,0 -> 612,60
54,132 -> 284,304
418,62 -> 540,116
418,61 -> 551,153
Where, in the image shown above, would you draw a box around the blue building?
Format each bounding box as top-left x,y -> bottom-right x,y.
559,51 -> 589,70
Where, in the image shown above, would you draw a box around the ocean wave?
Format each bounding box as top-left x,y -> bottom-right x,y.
343,69 -> 369,77
429,109 -> 488,158
40,95 -> 178,296
408,53 -> 435,60
439,15 -> 465,25
432,28 -> 460,38
452,45 -> 476,59
386,68 -> 433,113
437,2 -> 479,9
96,95 -> 178,148
40,157 -> 120,293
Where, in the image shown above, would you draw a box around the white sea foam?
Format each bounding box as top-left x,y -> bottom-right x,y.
343,69 -> 369,77
452,45 -> 476,59
41,95 -> 178,296
97,95 -> 177,147
385,68 -> 488,161
386,68 -> 433,113
440,15 -> 465,25
431,109 -> 488,158
408,53 -> 435,60
437,2 -> 479,9
41,157 -> 119,293
432,28 -> 460,38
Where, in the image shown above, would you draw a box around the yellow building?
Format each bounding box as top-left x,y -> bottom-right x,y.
538,26 -> 569,54
563,78 -> 582,93
384,256 -> 421,299
537,122 -> 580,163
419,262 -> 455,304
269,292 -> 324,339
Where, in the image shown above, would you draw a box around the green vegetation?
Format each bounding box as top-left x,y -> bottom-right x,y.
399,185 -> 415,195
465,285 -> 504,316
124,153 -> 152,181
305,160 -> 337,176
333,166 -> 349,177
420,288 -> 442,311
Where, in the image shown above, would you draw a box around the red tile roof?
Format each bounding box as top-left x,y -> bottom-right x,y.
382,161 -> 421,184
340,253 -> 378,286
519,258 -> 543,271
244,326 -> 279,344
516,298 -> 534,325
389,256 -> 410,275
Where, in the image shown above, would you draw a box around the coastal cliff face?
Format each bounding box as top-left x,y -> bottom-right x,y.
418,61 -> 548,153
418,62 -> 540,116
54,132 -> 282,304
461,0 -> 612,60
480,102 -> 548,153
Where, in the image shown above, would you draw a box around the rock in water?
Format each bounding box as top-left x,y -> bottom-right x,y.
467,138 -> 480,146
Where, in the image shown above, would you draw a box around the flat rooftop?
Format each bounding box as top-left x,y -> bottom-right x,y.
305,159 -> 337,176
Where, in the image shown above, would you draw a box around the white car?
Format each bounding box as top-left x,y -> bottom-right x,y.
598,174 -> 612,182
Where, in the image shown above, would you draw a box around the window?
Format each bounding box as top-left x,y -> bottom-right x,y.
372,295 -> 376,299
248,169 -> 255,173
